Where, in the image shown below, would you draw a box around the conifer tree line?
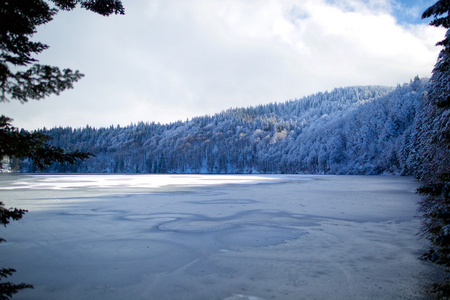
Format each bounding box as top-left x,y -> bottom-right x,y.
25,82 -> 426,175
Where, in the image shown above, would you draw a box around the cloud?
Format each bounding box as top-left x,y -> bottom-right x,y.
2,0 -> 445,129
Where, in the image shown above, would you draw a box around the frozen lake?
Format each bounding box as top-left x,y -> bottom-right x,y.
0,174 -> 437,299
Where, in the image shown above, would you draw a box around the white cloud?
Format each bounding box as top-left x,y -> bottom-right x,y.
2,0 -> 445,129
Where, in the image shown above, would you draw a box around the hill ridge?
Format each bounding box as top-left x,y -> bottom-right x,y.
25,79 -> 425,175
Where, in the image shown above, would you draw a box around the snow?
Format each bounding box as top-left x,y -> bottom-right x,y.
30,82 -> 428,176
0,174 -> 287,191
0,174 -> 437,299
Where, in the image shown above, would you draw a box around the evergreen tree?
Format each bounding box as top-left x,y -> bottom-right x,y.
418,1 -> 450,296
0,1 -> 124,298
0,203 -> 33,300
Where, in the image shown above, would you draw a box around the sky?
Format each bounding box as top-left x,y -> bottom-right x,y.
2,0 -> 446,130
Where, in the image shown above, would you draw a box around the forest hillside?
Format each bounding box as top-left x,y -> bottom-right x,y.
22,77 -> 428,175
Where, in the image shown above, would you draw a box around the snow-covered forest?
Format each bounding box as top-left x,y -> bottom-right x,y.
23,77 -> 429,175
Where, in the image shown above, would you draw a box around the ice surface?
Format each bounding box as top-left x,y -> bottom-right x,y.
0,174 -> 438,299
0,174 -> 290,191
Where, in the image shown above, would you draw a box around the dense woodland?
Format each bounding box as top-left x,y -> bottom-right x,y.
19,77 -> 430,176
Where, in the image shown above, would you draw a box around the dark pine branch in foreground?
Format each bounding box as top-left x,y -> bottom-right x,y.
0,0 -> 124,298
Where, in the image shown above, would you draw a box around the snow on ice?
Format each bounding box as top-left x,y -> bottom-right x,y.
0,174 -> 437,299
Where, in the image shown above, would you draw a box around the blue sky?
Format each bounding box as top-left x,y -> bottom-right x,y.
390,0 -> 437,24
326,0 -> 436,24
3,0 -> 446,130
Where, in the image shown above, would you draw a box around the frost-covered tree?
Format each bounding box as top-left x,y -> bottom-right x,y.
417,1 -> 450,296
35,82 -> 426,176
417,0 -> 450,181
